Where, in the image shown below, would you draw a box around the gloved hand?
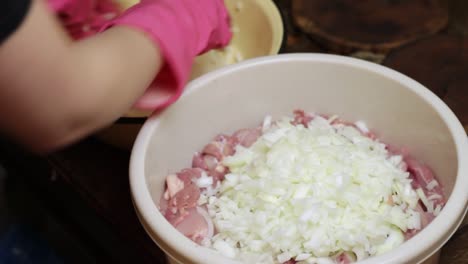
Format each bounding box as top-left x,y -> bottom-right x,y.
101,0 -> 233,110
47,0 -> 121,39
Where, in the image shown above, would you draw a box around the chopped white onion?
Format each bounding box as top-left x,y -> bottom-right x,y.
434,205 -> 442,216
262,115 -> 273,132
426,180 -> 439,190
213,240 -> 237,259
327,115 -> 338,123
194,172 -> 213,188
407,210 -> 422,230
316,257 -> 335,264
295,253 -> 311,261
204,114 -> 423,263
277,252 -> 292,263
355,120 -> 369,133
428,194 -> 443,201
196,207 -> 214,239
416,188 -> 434,213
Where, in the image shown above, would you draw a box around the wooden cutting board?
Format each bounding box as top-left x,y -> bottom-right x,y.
291,0 -> 449,54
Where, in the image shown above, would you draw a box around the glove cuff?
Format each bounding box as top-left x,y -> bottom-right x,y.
100,5 -> 195,110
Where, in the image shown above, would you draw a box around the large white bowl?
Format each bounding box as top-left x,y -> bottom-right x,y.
130,54 -> 468,264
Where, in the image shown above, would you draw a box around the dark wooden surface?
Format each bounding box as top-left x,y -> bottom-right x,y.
1,1 -> 466,264
383,34 -> 468,126
291,0 -> 449,54
46,139 -> 168,264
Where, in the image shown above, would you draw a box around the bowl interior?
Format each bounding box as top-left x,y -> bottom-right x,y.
135,54 -> 467,264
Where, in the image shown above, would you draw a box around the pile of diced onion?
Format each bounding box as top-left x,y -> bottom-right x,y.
196,114 -> 425,264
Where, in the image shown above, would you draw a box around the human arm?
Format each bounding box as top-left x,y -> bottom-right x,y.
0,0 -> 161,153
0,0 -> 231,153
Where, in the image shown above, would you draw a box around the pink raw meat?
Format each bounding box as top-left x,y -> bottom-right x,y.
233,128 -> 262,147
170,184 -> 200,210
175,207 -> 209,244
292,109 -> 314,127
177,168 -> 203,186
336,252 -> 354,264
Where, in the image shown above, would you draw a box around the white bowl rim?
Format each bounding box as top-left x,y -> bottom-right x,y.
130,53 -> 468,264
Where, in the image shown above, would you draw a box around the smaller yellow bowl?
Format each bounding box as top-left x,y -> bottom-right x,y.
98,0 -> 284,149
191,0 -> 284,80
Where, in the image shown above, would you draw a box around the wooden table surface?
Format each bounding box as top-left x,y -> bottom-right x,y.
3,1 -> 467,264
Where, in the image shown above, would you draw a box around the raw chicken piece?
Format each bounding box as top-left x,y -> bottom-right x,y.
175,207 -> 209,244
292,109 -> 314,127
336,252 -> 355,264
232,128 -> 262,147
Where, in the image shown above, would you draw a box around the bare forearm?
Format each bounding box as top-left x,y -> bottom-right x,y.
0,0 -> 162,153
54,26 -> 162,146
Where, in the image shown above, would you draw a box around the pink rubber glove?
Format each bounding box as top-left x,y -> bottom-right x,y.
47,0 -> 121,39
101,0 -> 233,110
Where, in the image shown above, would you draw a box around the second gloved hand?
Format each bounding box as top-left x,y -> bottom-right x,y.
47,0 -> 121,39
101,0 -> 233,110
